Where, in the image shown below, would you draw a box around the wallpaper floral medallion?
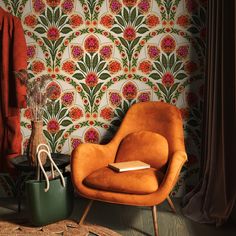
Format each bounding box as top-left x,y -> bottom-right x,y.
0,0 -> 207,197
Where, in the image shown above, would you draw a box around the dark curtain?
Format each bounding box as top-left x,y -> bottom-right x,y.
182,0 -> 236,226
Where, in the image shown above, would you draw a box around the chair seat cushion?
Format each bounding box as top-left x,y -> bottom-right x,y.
115,131 -> 169,170
83,167 -> 163,194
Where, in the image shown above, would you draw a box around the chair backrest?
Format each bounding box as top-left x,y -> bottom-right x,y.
111,101 -> 185,157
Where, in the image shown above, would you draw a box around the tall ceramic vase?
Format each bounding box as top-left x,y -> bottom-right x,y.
28,120 -> 48,167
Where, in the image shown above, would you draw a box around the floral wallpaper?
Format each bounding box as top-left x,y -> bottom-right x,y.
0,0 -> 207,197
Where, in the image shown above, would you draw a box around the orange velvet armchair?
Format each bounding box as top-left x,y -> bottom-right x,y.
71,101 -> 187,235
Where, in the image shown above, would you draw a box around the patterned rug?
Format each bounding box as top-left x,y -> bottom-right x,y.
0,218 -> 121,236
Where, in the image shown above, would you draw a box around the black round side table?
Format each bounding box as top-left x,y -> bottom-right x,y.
10,153 -> 70,212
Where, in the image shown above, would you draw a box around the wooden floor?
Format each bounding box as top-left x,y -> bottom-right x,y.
0,197 -> 235,236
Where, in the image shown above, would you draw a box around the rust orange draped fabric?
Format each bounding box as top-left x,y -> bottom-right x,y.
0,7 -> 27,173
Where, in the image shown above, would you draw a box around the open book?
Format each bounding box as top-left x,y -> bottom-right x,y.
108,161 -> 150,172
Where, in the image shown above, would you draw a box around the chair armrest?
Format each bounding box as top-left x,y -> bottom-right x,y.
71,143 -> 116,191
157,151 -> 187,201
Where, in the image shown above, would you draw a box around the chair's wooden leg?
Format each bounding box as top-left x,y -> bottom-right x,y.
79,200 -> 93,225
167,196 -> 176,213
152,205 -> 158,236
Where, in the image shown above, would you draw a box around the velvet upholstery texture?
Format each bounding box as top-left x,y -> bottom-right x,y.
84,167 -> 162,195
115,131 -> 169,170
71,101 -> 187,207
